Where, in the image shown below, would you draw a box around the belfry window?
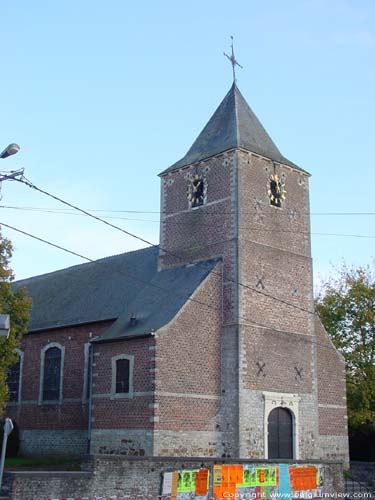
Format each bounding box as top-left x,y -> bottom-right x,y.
42,346 -> 62,401
187,174 -> 207,208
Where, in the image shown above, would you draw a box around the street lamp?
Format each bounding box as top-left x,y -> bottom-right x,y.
0,418 -> 13,490
0,144 -> 20,160
0,144 -> 23,182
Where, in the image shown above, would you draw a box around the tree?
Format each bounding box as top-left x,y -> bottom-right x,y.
0,230 -> 31,417
315,264 -> 375,458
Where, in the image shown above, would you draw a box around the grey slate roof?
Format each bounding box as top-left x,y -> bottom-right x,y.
13,246 -> 219,340
161,83 -> 305,174
93,258 -> 219,343
13,246 -> 159,332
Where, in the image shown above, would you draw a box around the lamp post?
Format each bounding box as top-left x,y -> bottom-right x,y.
0,144 -> 18,336
0,144 -> 20,160
0,143 -> 18,491
0,418 -> 13,490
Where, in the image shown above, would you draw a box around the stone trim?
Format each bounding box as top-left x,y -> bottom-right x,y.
93,391 -> 220,400
318,403 -> 347,409
110,353 -> 134,399
39,342 -> 65,405
263,391 -> 301,460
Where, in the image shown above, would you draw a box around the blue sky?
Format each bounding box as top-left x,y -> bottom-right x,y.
0,0 -> 374,293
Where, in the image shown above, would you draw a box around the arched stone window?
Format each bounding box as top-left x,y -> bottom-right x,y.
7,349 -> 24,403
39,343 -> 64,403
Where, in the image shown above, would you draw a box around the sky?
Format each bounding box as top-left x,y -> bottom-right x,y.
0,0 -> 374,294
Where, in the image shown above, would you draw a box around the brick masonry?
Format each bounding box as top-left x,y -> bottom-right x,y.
6,322 -> 112,456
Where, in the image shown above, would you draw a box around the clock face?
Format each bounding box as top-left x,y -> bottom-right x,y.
187,174 -> 207,207
268,174 -> 286,207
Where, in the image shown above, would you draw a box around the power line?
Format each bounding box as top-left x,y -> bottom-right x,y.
1,204 -> 375,216
1,219 -> 342,356
0,221 -> 94,262
0,220 -> 292,333
1,205 -> 375,239
10,174 -> 317,317
1,221 -> 220,315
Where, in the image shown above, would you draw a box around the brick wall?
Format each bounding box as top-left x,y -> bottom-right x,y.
158,151 -> 241,456
153,263 -> 223,456
6,321 -> 113,456
236,150 -> 319,459
159,151 -> 238,324
315,316 -> 349,461
90,337 -> 155,455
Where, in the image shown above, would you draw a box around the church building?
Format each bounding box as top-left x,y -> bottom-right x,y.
7,81 -> 349,461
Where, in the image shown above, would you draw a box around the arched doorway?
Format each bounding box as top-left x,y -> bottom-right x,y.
268,407 -> 293,459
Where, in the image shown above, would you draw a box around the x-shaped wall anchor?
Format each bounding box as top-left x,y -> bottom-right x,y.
256,361 -> 266,377
256,278 -> 265,290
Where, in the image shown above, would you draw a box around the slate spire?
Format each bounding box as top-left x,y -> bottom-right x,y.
162,83 -> 301,174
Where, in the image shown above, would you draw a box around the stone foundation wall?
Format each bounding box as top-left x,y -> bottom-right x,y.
90,428 -> 153,456
20,429 -> 88,456
316,435 -> 350,464
153,430 -> 222,456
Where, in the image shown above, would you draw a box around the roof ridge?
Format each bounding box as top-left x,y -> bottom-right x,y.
233,83 -> 240,147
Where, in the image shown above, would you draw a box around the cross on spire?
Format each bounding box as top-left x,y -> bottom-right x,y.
224,36 -> 243,83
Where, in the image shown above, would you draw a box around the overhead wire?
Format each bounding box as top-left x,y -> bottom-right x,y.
1,205 -> 375,239
0,222 -> 94,263
2,220 -> 340,356
5,173 -> 319,317
1,203 -> 375,216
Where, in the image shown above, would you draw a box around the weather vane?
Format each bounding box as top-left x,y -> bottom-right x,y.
224,36 -> 243,82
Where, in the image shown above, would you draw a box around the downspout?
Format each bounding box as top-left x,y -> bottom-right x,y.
86,342 -> 94,454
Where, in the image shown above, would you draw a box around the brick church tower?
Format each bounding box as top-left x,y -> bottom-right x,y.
158,83 -> 349,460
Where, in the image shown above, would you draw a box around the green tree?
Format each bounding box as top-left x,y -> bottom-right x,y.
0,230 -> 31,417
315,265 -> 375,433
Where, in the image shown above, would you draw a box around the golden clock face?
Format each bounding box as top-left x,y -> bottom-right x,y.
187,174 -> 207,207
268,174 -> 286,207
